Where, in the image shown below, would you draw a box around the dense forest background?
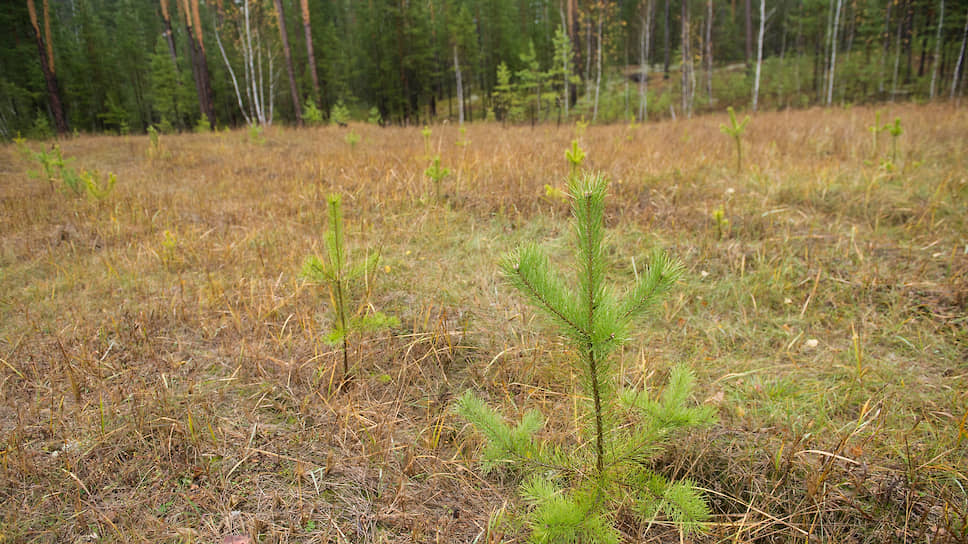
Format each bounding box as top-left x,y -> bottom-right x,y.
2,0 -> 967,137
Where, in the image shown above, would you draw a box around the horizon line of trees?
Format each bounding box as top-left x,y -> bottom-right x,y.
2,0 -> 968,138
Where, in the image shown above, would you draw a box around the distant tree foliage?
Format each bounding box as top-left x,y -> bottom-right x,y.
1,0 -> 966,137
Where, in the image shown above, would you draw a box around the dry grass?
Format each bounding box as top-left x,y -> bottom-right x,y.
1,103 -> 966,543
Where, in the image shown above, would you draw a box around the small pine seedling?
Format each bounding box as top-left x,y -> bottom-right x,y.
303,101 -> 325,126
565,139 -> 586,180
302,194 -> 398,383
457,174 -> 715,543
712,205 -> 729,240
886,117 -> 902,164
194,116 -> 211,133
344,130 -> 361,149
425,155 -> 452,201
81,171 -> 117,201
367,107 -> 382,125
719,107 -> 750,173
247,124 -> 266,145
147,126 -> 161,159
868,110 -> 884,158
330,101 -> 351,126
421,125 -> 433,157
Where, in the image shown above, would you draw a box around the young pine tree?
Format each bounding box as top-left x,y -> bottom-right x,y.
302,194 -> 397,382
457,174 -> 715,543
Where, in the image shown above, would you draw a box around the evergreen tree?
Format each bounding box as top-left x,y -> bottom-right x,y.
457,174 -> 715,542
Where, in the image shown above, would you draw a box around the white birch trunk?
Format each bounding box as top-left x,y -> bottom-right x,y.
215,26 -> 253,126
593,7 -> 603,122
639,0 -> 653,121
891,4 -> 903,102
826,0 -> 841,105
753,0 -> 765,112
706,0 -> 713,104
930,0 -> 944,99
952,6 -> 968,99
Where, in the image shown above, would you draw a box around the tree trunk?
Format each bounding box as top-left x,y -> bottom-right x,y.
300,0 -> 320,104
745,0 -> 753,67
160,0 -> 178,65
27,0 -> 68,135
880,0 -> 893,94
705,0 -> 713,104
753,0 -> 765,111
681,0 -> 691,117
826,0 -> 841,105
593,4 -> 603,122
454,44 -> 464,124
891,0 -> 904,101
274,0 -> 302,125
639,0 -> 654,121
663,0 -> 670,78
952,6 -> 968,99
182,0 -> 215,126
930,0 -> 945,99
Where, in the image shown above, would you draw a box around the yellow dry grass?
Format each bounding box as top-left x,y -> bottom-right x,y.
0,103 -> 966,543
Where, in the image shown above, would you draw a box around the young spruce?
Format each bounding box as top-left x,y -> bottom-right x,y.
302,194 -> 397,382
457,174 -> 714,543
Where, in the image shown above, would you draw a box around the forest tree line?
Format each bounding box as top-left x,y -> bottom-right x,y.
2,0 -> 967,138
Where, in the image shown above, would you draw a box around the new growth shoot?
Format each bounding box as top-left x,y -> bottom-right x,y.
719,107 -> 750,173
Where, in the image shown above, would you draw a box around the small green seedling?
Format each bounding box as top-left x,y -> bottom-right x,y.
565,139 -> 586,180
81,171 -> 117,201
247,124 -> 266,145
147,126 -> 161,159
194,116 -> 211,133
456,126 -> 470,147
367,107 -> 382,125
303,101 -> 324,126
575,116 -> 589,139
712,205 -> 729,239
344,130 -> 361,149
719,107 -> 750,172
457,174 -> 714,542
330,101 -> 351,126
868,110 -> 884,158
421,125 -> 433,157
424,155 -> 452,201
301,194 -> 397,384
886,117 -> 902,164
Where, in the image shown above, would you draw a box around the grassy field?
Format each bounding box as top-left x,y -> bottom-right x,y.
1,104 -> 966,543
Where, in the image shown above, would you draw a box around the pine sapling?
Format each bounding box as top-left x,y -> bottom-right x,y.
457,174 -> 715,543
868,110 -> 884,158
425,155 -> 452,201
886,117 -> 902,164
302,194 -> 398,382
565,139 -> 586,180
719,107 -> 750,173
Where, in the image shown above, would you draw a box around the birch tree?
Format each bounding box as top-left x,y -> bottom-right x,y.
215,0 -> 277,126
752,0 -> 766,112
930,0 -> 944,99
826,0 -> 842,106
681,0 -> 692,118
953,5 -> 968,99
638,0 -> 654,121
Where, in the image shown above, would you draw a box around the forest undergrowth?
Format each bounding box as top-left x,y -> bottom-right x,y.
0,103 -> 966,543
